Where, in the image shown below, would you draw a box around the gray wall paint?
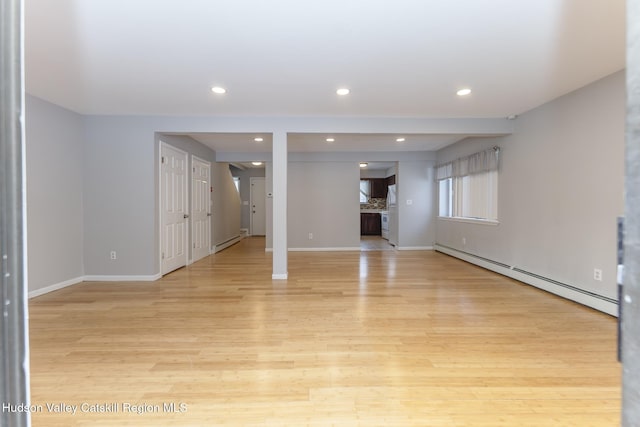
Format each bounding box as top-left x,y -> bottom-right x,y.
230,167 -> 266,231
25,95 -> 85,291
83,116 -> 157,276
287,162 -> 360,249
436,70 -> 625,300
397,161 -> 436,248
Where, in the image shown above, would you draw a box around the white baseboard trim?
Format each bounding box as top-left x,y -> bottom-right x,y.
397,246 -> 434,251
272,273 -> 288,280
265,248 -> 273,252
28,276 -> 85,299
288,247 -> 361,252
29,273 -> 163,298
84,274 -> 162,282
435,244 -> 618,316
214,235 -> 241,253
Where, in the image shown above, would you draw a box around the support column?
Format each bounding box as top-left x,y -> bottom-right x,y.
623,0 -> 640,424
272,131 -> 288,279
1,0 -> 31,426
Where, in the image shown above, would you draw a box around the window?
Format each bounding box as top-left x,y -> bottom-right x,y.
360,180 -> 370,203
233,177 -> 240,193
438,178 -> 452,217
436,148 -> 499,222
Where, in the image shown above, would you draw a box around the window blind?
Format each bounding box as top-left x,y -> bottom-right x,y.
436,147 -> 500,180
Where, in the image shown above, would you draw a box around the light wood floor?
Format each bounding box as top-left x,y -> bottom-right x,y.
360,236 -> 395,251
28,237 -> 621,426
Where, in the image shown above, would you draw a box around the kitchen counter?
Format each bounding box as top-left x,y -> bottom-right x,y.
360,209 -> 388,213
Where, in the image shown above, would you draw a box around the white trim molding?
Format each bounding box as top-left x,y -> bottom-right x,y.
28,276 -> 85,299
84,274 -> 162,282
435,244 -> 618,316
272,273 -> 288,280
437,216 -> 499,226
28,273 -> 163,298
397,246 -> 434,251
288,247 -> 361,252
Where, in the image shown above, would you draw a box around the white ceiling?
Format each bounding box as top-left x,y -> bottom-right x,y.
25,0 -> 625,152
187,132 -> 472,153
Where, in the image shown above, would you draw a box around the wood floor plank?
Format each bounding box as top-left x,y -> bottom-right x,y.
28,237 -> 621,426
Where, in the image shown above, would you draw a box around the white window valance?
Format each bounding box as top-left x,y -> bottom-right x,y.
436,147 -> 500,180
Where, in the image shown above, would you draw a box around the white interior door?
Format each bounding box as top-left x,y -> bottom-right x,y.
191,156 -> 211,263
250,177 -> 266,236
161,143 -> 188,274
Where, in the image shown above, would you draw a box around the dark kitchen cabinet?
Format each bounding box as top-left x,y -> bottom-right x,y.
369,179 -> 387,198
386,175 -> 396,186
360,213 -> 382,236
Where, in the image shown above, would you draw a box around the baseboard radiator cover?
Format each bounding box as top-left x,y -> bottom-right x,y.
214,235 -> 242,253
435,244 -> 618,316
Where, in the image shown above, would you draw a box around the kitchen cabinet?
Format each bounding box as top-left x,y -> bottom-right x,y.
369,179 -> 387,198
360,213 -> 382,235
386,175 -> 396,186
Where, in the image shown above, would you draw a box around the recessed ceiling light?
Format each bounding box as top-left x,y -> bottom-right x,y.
396,137 -> 406,142
456,88 -> 472,96
211,86 -> 226,94
336,88 -> 350,96
359,162 -> 368,168
326,138 -> 335,142
252,161 -> 263,166
254,137 -> 264,142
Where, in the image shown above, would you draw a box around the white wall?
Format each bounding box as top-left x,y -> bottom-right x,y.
287,162 -> 360,249
397,161 -> 436,249
26,95 -> 85,293
435,70 -> 625,302
212,162 -> 241,247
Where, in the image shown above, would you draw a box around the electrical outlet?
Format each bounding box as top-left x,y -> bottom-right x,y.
406,199 -> 413,205
462,237 -> 466,245
593,268 -> 602,281
110,251 -> 117,260
308,233 -> 313,240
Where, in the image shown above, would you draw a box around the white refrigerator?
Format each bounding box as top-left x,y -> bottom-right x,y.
387,185 -> 398,246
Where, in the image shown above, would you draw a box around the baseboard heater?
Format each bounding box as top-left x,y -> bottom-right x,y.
214,235 -> 241,253
435,244 -> 618,316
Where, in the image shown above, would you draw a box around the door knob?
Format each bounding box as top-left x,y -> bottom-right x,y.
184,214 -> 190,219
207,213 -> 211,216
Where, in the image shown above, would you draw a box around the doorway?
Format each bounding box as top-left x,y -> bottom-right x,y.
250,177 -> 266,236
160,142 -> 188,274
191,156 -> 211,263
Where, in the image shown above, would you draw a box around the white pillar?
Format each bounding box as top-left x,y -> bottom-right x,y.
272,131 -> 288,279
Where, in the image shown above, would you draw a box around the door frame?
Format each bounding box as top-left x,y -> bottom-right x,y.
249,176 -> 266,236
158,141 -> 190,275
191,154 -> 211,262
